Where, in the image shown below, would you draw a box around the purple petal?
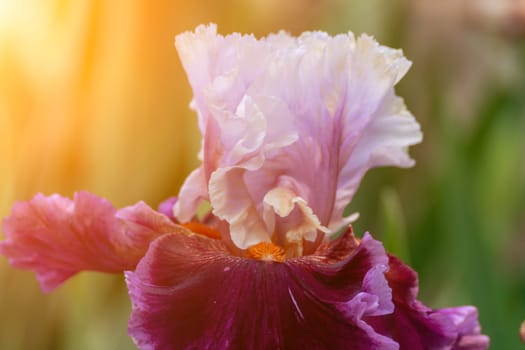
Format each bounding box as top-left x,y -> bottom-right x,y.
445,306 -> 490,350
126,230 -> 397,349
0,192 -> 181,292
157,196 -> 178,221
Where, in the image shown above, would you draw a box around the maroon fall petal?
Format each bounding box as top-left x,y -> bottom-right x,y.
366,255 -> 489,350
0,192 -> 182,292
126,231 -> 398,350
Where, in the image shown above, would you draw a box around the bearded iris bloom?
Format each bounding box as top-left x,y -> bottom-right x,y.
0,24 -> 489,349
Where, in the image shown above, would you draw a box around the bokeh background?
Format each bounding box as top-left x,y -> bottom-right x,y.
1,0 -> 524,348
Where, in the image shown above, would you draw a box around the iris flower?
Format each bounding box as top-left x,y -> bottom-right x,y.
0,24 -> 488,349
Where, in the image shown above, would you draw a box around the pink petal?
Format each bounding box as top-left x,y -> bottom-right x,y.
126,229 -> 397,349
0,192 -> 181,292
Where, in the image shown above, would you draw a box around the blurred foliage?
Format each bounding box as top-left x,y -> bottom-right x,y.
1,0 -> 525,349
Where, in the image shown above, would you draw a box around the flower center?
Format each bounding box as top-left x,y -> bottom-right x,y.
246,242 -> 285,262
181,222 -> 222,239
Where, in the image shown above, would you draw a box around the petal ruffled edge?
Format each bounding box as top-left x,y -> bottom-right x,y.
0,191 -> 182,292
175,24 -> 422,251
366,254 -> 489,350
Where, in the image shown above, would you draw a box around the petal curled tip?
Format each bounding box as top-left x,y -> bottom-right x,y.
175,23 -> 422,251
0,191 -> 176,292
445,306 -> 490,349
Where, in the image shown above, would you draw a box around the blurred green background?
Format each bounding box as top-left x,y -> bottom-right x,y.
1,0 -> 524,349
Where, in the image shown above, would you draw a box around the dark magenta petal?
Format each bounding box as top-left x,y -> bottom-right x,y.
0,192 -> 182,292
366,255 -> 489,350
126,230 -> 398,350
